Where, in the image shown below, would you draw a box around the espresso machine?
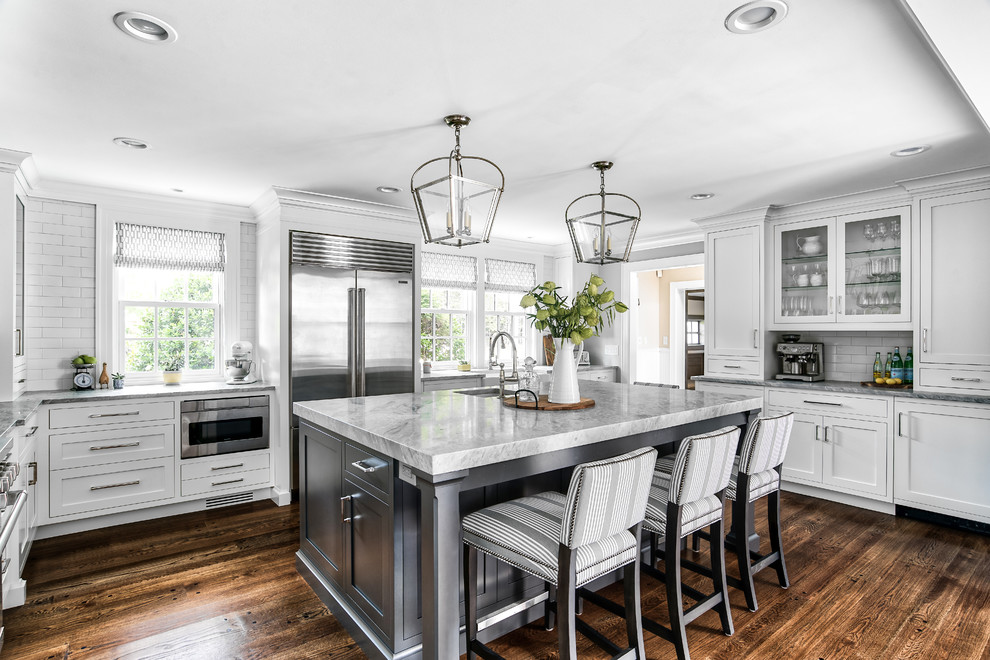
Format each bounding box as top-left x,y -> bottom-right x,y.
225,340 -> 258,384
776,338 -> 825,382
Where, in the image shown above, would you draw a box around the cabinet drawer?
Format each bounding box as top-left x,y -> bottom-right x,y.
917,366 -> 990,394
50,424 -> 174,470
344,442 -> 392,496
49,401 -> 175,430
180,467 -> 270,497
50,460 -> 174,517
767,389 -> 888,418
706,357 -> 761,378
180,452 -> 270,481
577,368 -> 616,382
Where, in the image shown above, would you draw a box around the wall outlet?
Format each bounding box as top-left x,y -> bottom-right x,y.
604,344 -> 619,356
663,336 -> 669,346
398,463 -> 417,486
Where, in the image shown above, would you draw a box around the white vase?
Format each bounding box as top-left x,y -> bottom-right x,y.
548,337 -> 581,404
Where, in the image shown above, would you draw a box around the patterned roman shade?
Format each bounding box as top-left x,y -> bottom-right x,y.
485,258 -> 536,292
422,251 -> 477,289
114,223 -> 226,272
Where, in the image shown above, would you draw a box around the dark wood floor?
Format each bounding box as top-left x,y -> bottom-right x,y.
5,492 -> 989,659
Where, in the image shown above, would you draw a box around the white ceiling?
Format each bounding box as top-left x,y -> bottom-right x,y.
1,0 -> 988,246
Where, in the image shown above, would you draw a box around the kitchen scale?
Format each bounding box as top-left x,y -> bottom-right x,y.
72,363 -> 96,390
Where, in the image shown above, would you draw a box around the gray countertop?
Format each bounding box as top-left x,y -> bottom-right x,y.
294,381 -> 760,476
693,375 -> 990,405
1,381 -> 275,438
422,365 -> 616,381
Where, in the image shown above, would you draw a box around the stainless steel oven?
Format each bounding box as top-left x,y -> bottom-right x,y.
0,436 -> 27,651
180,396 -> 270,459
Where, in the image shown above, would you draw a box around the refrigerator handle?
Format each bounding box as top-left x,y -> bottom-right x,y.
348,287 -> 358,397
355,287 -> 367,397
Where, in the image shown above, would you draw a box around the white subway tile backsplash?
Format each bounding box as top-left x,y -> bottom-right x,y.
774,330 -> 913,382
42,244 -> 82,257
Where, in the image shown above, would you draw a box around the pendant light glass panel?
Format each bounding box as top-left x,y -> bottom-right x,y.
566,190 -> 640,265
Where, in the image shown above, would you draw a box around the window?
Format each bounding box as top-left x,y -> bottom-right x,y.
686,320 -> 705,346
118,269 -> 221,374
484,258 -> 537,362
113,222 -> 227,380
420,287 -> 471,365
421,251 -> 477,367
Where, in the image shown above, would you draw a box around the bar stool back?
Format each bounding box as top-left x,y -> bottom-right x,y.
641,425 -> 739,660
462,446 -> 658,660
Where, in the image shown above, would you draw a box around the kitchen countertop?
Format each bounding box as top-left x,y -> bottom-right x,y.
422,364 -> 616,380
0,381 -> 275,438
693,375 -> 990,405
294,380 -> 760,475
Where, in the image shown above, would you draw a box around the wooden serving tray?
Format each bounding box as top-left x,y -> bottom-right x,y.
502,395 -> 596,411
860,381 -> 912,390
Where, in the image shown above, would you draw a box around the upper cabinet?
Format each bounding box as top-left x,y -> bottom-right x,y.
772,206 -> 911,329
704,222 -> 765,378
14,195 -> 25,358
916,189 -> 990,393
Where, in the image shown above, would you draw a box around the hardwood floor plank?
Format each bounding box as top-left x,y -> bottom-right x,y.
3,493 -> 988,660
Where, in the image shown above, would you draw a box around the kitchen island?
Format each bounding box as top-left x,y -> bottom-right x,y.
294,381 -> 762,660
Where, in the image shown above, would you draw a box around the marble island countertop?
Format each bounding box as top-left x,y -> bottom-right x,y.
294,380 -> 760,476
693,375 -> 990,405
422,364 -> 616,380
1,381 -> 274,437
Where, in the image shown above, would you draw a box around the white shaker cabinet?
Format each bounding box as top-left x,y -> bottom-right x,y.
918,189 -> 990,384
705,224 -> 763,377
894,399 -> 990,524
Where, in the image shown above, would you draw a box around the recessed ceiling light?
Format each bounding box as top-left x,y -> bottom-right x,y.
113,137 -> 150,150
376,186 -> 402,194
113,12 -> 177,44
725,1 -> 788,34
890,145 -> 931,158
172,188 -> 184,193
690,193 -> 715,200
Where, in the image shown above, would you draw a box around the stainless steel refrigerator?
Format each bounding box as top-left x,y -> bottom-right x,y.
289,231 -> 416,491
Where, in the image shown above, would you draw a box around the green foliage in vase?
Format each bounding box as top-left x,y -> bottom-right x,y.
519,275 -> 628,345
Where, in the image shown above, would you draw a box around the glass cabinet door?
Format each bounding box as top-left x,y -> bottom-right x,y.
775,219 -> 834,323
837,207 -> 910,324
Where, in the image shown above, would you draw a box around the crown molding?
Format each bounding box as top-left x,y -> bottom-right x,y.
17,170 -> 254,222
767,185 -> 913,224
632,229 -> 705,251
265,186 -> 417,222
0,148 -> 30,174
896,165 -> 990,195
692,205 -> 774,231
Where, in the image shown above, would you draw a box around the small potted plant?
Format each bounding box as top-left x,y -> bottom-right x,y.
457,360 -> 471,372
161,356 -> 185,385
111,372 -> 125,389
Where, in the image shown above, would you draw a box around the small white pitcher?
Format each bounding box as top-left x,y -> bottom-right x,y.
548,337 -> 581,404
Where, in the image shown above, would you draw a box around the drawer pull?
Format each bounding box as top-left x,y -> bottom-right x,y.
211,478 -> 245,487
897,412 -> 904,438
815,425 -> 822,442
824,426 -> 831,443
753,329 -> 758,349
91,480 -> 140,491
950,377 -> 983,383
803,400 -> 843,407
724,365 -> 742,369
90,442 -> 140,451
211,463 -> 245,471
922,328 -> 928,352
28,461 -> 37,486
351,459 -> 379,473
25,426 -> 39,438
88,411 -> 141,418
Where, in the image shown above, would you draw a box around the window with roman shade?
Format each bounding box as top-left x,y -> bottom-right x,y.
484,258 -> 537,363
114,223 -> 226,378
420,252 -> 477,366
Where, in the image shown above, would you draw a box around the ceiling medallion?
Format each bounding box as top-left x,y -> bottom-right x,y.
565,161 -> 641,265
410,115 -> 504,248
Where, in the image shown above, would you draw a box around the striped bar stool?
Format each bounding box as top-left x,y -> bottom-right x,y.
462,446 -> 658,660
691,412 -> 795,612
642,426 -> 739,660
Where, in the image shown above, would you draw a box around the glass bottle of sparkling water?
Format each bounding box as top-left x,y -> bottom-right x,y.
884,352 -> 893,379
892,347 -> 903,381
904,348 -> 913,385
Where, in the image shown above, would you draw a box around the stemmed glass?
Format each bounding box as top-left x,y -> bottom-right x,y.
890,218 -> 901,247
874,221 -> 888,249
863,222 -> 875,246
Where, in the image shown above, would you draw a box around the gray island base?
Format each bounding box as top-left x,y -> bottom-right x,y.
294,381 -> 762,660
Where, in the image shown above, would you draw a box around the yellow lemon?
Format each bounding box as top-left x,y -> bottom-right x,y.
885,378 -> 896,385
874,377 -> 885,384
894,378 -> 903,384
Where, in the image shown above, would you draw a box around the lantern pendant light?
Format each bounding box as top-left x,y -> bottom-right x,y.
565,161 -> 641,264
411,115 -> 505,248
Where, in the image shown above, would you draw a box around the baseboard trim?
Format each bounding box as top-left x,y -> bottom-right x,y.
270,485 -> 292,506
781,482 -> 896,515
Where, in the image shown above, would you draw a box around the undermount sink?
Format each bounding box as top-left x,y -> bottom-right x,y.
455,387 -> 504,398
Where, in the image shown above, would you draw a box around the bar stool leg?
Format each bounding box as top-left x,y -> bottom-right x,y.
624,524 -> 647,658
768,489 -> 790,588
664,511 -> 690,660
709,517 -> 734,636
557,546 -> 579,660
463,543 -> 479,660
544,583 -> 556,631
732,480 -> 759,612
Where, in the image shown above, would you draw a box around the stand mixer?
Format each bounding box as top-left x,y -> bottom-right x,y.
225,341 -> 258,384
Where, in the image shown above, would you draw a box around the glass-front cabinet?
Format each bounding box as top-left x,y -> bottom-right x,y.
773,206 -> 911,327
